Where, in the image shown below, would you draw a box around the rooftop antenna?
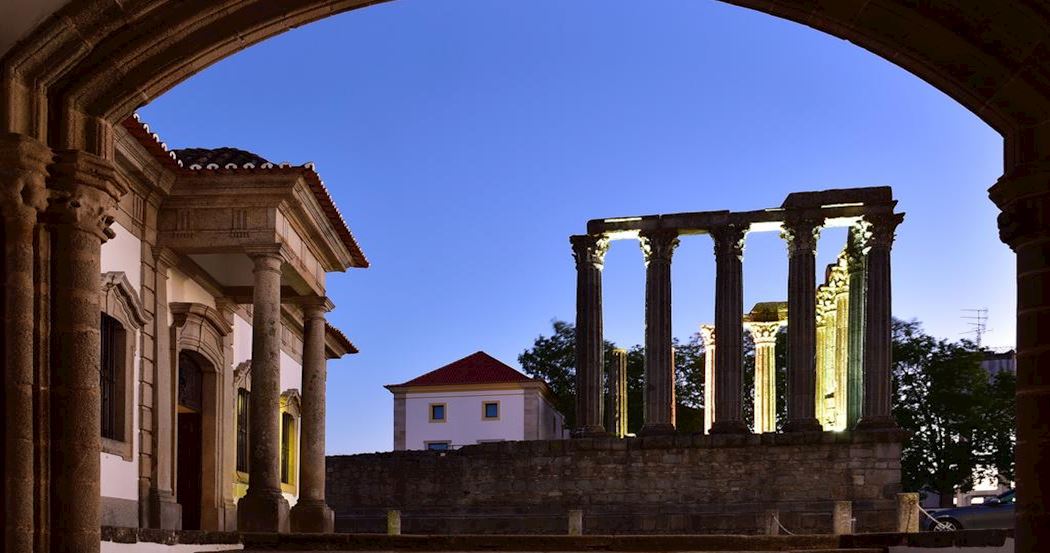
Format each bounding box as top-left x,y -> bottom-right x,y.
962,308 -> 989,348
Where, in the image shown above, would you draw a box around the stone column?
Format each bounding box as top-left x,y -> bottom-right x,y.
607,348 -> 628,438
856,213 -> 903,431
845,224 -> 868,429
990,168 -> 1050,553
781,216 -> 823,432
710,224 -> 748,434
746,322 -> 781,434
639,229 -> 678,435
290,301 -> 335,532
0,133 -> 49,553
45,149 -> 127,553
833,274 -> 850,430
237,248 -> 291,532
815,303 -> 827,427
699,325 -> 715,434
570,234 -> 609,436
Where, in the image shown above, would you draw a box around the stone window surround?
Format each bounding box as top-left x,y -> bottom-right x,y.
100,271 -> 150,461
482,401 -> 500,421
429,403 -> 447,423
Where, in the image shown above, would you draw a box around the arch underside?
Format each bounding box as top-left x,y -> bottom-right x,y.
2,0 -> 1050,168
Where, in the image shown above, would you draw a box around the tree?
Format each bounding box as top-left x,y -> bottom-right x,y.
978,369 -> 1016,484
518,320 -> 579,428
891,318 -> 994,507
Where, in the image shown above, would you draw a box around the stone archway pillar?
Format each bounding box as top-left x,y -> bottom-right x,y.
290,301 -> 335,532
855,213 -> 903,431
237,249 -> 290,532
709,224 -> 749,434
781,216 -> 823,432
570,234 -> 609,437
45,149 -> 127,553
639,229 -> 679,435
990,166 -> 1050,552
0,133 -> 49,553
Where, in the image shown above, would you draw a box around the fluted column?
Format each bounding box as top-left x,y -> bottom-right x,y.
290,301 -> 335,532
781,216 -> 823,432
710,224 -> 748,434
746,322 -> 782,434
699,325 -> 715,433
833,276 -> 850,430
845,224 -> 869,429
856,213 -> 903,431
237,248 -> 291,532
815,304 -> 828,427
639,229 -> 678,435
46,149 -> 128,553
607,348 -> 628,438
571,234 -> 609,437
0,133 -> 49,553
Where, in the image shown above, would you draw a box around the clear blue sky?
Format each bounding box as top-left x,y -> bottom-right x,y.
140,0 -> 1012,454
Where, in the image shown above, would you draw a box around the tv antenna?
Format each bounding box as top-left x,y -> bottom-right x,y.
962,308 -> 989,348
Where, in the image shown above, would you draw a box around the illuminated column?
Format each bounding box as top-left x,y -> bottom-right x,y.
607,348 -> 628,438
699,325 -> 716,433
639,229 -> 678,435
856,213 -> 903,431
833,268 -> 850,431
571,234 -> 609,437
815,299 -> 828,427
710,224 -> 749,434
822,289 -> 838,428
238,248 -> 291,532
746,322 -> 782,433
781,216 -> 823,432
845,224 -> 869,429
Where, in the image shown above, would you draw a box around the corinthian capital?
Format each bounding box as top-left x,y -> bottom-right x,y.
45,150 -> 129,240
570,234 -> 610,271
710,223 -> 747,261
639,229 -> 679,266
699,324 -> 716,347
865,212 -> 904,251
780,216 -> 822,255
845,220 -> 872,269
745,321 -> 782,346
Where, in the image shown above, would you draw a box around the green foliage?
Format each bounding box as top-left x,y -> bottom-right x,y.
517,320 -> 579,428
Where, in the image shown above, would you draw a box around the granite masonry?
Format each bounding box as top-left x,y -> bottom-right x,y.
327,431 -> 901,535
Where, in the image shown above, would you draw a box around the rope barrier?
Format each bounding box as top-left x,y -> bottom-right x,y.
917,505 -> 954,531
771,513 -> 795,535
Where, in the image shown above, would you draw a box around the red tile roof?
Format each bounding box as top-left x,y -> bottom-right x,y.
121,115 -> 368,269
389,351 -> 536,388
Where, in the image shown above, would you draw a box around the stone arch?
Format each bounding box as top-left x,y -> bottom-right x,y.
170,302 -> 232,372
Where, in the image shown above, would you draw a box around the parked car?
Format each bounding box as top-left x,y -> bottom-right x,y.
924,489 -> 1015,531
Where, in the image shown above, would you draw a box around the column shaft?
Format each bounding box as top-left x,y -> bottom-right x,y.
782,217 -> 823,432
710,224 -> 748,434
237,251 -> 290,532
747,323 -> 781,434
856,213 -> 902,431
290,304 -> 334,533
846,225 -> 868,429
0,133 -> 49,553
639,229 -> 678,435
46,149 -> 127,553
570,235 -> 608,436
699,325 -> 715,434
607,349 -> 628,438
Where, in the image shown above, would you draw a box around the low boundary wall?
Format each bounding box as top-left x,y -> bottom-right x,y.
327,430 -> 903,535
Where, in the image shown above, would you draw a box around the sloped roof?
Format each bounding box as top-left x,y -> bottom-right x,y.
388,351 -> 536,388
121,115 -> 368,269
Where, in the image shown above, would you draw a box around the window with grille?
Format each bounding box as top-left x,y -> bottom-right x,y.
100,313 -> 122,440
236,389 -> 250,473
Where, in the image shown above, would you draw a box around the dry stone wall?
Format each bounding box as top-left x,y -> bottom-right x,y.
326,431 -> 902,535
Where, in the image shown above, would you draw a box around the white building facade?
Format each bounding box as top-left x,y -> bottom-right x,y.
387,352 -> 568,450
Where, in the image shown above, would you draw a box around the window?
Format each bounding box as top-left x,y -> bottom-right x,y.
100,313 -> 123,441
429,403 -> 446,422
482,401 -> 500,420
236,389 -> 250,473
426,441 -> 451,451
280,412 -> 296,484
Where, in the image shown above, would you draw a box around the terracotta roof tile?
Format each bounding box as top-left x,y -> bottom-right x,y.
174,147 -> 269,169
389,351 -> 535,388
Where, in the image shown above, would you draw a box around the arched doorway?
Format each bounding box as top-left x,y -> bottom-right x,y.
176,350 -> 208,530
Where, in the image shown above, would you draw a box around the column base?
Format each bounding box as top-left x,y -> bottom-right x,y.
638,423 -> 676,436
854,416 -> 900,432
572,425 -> 610,438
237,489 -> 290,533
709,420 -> 750,435
783,418 -> 823,433
147,489 -> 182,530
290,499 -> 335,533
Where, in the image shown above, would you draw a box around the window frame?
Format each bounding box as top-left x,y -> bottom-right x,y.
425,441 -> 451,451
99,272 -> 149,462
482,401 -> 500,421
429,402 -> 447,423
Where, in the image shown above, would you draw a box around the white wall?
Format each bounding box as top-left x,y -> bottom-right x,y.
535,393 -> 568,440
99,222 -> 141,501
404,389 -> 525,450
167,267 -> 216,313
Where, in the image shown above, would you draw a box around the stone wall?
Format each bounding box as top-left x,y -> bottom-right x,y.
326,430 -> 902,535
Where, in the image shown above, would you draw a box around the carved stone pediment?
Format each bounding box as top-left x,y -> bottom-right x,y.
170,302 -> 231,371
101,272 -> 151,328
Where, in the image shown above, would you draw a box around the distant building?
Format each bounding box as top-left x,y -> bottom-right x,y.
981,350 -> 1016,378
385,351 -> 568,450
